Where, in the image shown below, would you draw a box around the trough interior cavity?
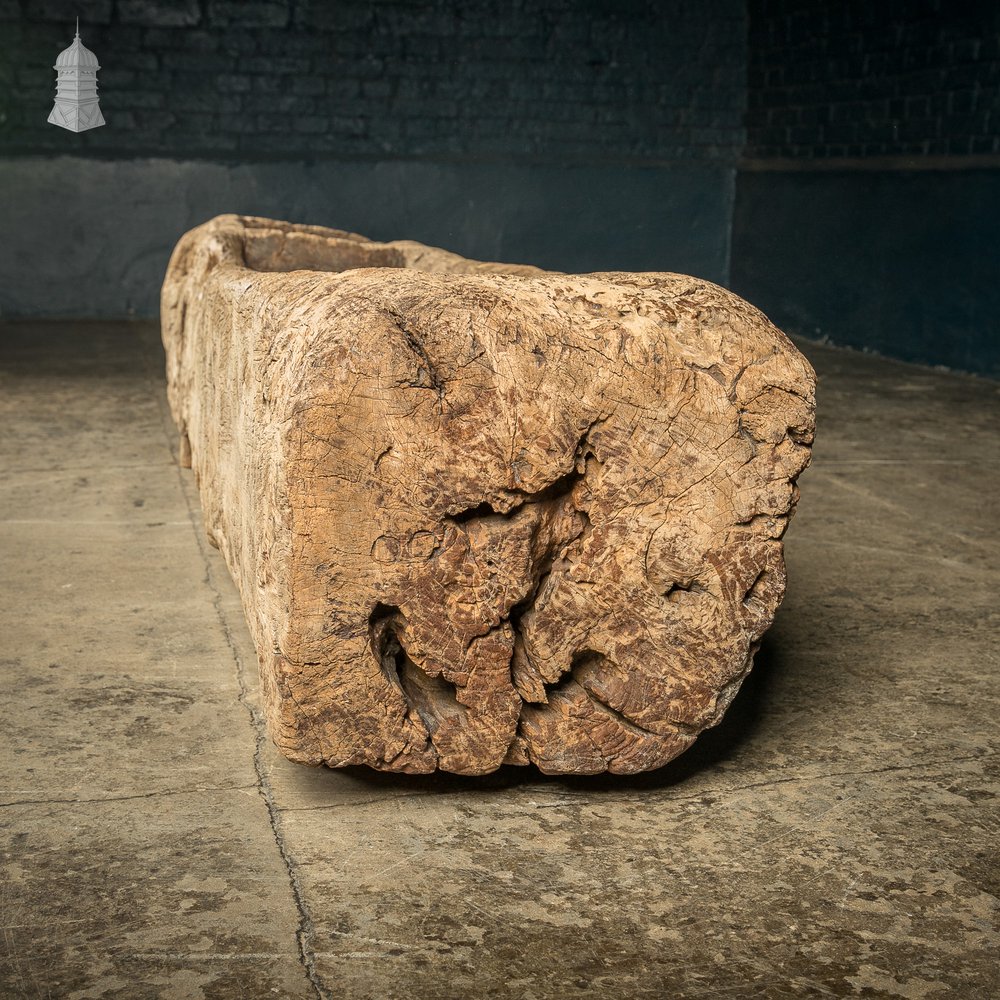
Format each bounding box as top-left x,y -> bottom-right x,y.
242,228 -> 408,274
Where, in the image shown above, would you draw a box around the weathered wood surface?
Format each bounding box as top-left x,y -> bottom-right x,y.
161,214 -> 816,775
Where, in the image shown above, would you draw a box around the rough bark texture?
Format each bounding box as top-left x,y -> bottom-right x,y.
161,214 -> 816,776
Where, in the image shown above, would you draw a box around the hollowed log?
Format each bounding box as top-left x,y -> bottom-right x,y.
161,214 -> 815,775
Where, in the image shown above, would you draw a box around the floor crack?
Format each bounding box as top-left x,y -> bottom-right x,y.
148,342 -> 328,1000
0,784 -> 257,809
229,615 -> 328,1000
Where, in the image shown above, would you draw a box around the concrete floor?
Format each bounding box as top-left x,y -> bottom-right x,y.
1,321 -> 997,1000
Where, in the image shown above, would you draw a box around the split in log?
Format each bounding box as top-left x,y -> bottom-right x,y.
161,214 -> 816,775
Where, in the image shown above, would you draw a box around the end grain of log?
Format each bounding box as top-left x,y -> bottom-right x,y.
161,215 -> 816,776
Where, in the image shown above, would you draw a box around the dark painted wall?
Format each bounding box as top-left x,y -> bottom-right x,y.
731,168 -> 1000,378
746,0 -> 1000,160
1,0 -> 746,161
733,0 -> 1000,377
0,156 -> 735,316
0,0 -> 746,163
0,0 -> 746,317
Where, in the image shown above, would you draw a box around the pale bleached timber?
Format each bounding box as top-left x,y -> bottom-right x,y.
161,215 -> 815,775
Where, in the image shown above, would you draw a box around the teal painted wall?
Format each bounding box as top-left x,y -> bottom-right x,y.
731,168 -> 1000,378
0,156 -> 736,318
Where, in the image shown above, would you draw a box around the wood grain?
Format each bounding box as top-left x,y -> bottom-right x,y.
161,214 -> 816,775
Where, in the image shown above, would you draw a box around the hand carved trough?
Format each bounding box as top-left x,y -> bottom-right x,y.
161,215 -> 816,775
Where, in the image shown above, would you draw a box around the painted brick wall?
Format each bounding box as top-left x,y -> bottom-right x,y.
745,0 -> 1000,159
0,0 -> 746,162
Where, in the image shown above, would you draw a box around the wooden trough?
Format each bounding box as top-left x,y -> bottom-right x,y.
161,214 -> 815,775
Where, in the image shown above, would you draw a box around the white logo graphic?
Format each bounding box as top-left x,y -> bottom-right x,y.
48,18 -> 106,132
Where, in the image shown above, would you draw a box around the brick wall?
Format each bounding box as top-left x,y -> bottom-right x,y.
746,0 -> 1000,160
0,0 -> 746,162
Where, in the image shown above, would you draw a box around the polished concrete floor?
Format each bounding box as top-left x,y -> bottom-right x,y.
1,321 -> 997,1000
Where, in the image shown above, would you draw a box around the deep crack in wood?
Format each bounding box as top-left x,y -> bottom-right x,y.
161,214 -> 816,776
